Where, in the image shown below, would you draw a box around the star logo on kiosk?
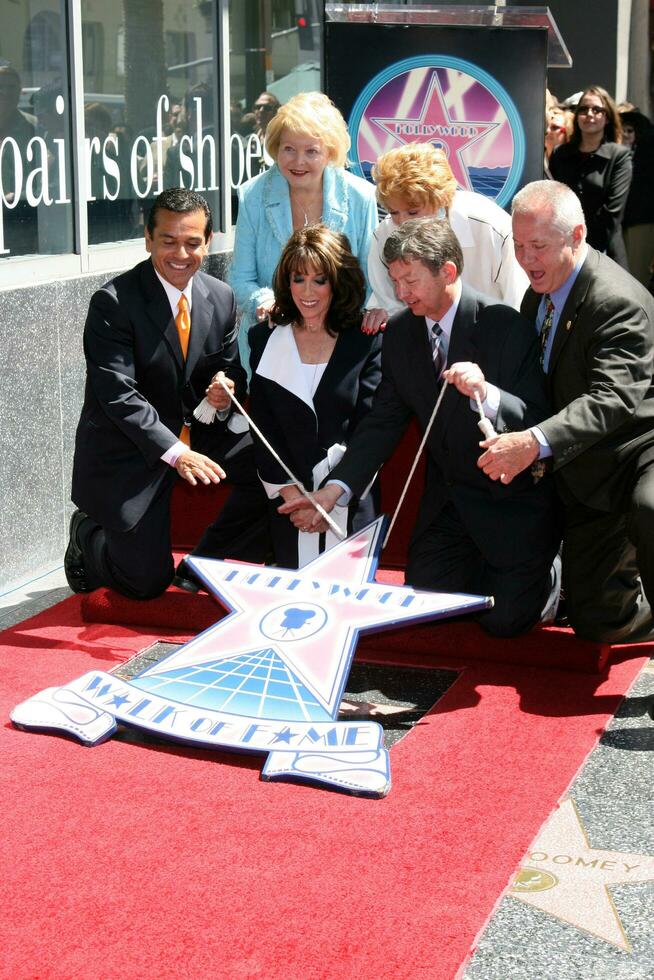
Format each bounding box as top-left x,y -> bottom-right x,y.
11,518 -> 491,798
370,72 -> 498,192
348,55 -> 526,206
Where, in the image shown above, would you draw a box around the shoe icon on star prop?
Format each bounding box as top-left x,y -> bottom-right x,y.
64,510 -> 91,593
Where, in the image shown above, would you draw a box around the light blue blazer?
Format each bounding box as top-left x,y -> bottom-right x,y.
229,164 -> 378,368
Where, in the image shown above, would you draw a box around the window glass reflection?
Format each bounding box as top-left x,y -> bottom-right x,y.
81,1 -> 220,246
0,0 -> 73,259
0,1 -> 326,260
228,0 -> 321,207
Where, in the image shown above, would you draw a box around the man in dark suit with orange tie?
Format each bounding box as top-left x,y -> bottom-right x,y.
65,188 -> 265,600
478,180 -> 654,643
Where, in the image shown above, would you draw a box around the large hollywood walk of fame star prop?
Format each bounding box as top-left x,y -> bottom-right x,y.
11,518 -> 491,797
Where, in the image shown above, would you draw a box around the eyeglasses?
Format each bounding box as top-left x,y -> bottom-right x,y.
577,105 -> 606,117
253,103 -> 276,112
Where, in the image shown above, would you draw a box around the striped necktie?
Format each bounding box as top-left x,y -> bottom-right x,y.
430,322 -> 445,378
539,295 -> 555,369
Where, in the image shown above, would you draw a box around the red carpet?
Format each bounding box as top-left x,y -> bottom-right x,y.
0,595 -> 648,979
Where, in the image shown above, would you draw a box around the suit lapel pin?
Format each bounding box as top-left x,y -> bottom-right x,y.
565,320 -> 572,331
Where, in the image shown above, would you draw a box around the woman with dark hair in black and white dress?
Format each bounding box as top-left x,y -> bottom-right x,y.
248,224 -> 382,569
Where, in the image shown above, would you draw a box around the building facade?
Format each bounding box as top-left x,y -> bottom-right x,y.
0,0 -> 322,593
0,0 -> 650,593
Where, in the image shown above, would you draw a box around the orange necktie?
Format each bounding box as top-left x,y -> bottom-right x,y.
176,293 -> 191,360
176,294 -> 191,445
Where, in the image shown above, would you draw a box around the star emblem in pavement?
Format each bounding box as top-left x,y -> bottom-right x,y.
370,71 -> 498,191
510,797 -> 654,950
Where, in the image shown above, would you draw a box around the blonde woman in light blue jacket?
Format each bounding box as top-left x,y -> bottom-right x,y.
229,91 -> 378,373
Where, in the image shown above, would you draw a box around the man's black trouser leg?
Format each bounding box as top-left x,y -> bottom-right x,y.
564,458 -> 654,643
80,480 -> 175,600
405,503 -> 555,638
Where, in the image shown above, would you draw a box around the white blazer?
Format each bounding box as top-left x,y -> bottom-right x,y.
367,190 -> 529,313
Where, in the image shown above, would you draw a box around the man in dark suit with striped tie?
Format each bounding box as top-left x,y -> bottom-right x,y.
65,188 -> 266,600
280,217 -> 560,637
479,180 -> 654,643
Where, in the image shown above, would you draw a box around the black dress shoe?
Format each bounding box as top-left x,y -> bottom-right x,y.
172,558 -> 204,594
64,510 -> 91,593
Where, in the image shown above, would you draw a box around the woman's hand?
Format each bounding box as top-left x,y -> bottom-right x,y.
255,298 -> 275,325
289,506 -> 324,533
361,308 -> 388,335
278,485 -> 325,533
278,484 -> 341,534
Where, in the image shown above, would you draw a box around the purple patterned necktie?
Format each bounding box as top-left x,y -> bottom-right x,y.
430,322 -> 445,378
540,295 -> 555,369
532,297 -> 555,483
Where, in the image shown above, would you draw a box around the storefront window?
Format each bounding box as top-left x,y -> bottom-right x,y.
0,1 -> 325,264
228,0 -> 321,199
0,0 -> 73,259
81,0 -> 221,246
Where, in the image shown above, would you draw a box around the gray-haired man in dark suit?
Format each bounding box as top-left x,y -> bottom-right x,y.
479,180 -> 654,643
